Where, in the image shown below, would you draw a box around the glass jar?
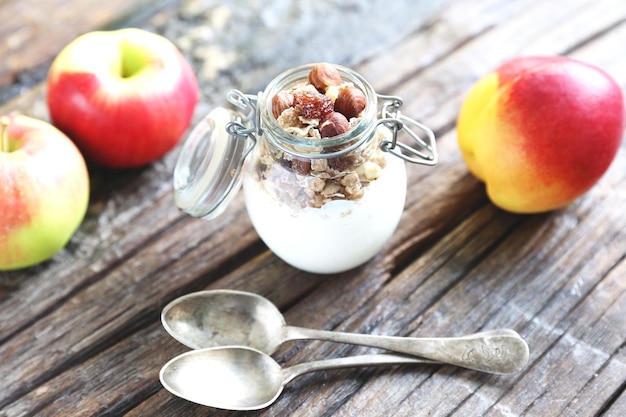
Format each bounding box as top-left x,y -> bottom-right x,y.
173,63 -> 437,274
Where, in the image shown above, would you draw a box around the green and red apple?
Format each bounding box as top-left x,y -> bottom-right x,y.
0,114 -> 90,270
47,28 -> 199,168
457,56 -> 624,213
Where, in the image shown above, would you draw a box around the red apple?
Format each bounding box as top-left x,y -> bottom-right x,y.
0,114 -> 89,270
46,28 -> 199,168
457,56 -> 624,213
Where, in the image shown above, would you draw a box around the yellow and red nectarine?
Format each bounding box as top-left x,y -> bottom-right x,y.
457,56 -> 624,213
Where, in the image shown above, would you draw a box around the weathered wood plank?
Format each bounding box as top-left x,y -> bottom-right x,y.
2,0 -> 626,415
0,252 -> 322,416
0,204 -> 258,407
535,274 -> 626,416
604,381 -> 626,417
0,0 -> 173,88
358,0 -> 540,93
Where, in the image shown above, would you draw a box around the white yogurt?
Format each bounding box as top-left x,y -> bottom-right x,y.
243,152 -> 406,274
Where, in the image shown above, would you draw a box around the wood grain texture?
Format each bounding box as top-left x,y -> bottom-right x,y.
0,0 -> 172,87
1,0 -> 625,416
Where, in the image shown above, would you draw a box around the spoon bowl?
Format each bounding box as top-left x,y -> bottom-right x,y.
160,346 -> 284,410
162,289 -> 285,353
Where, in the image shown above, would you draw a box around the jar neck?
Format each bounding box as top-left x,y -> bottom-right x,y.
260,63 -> 378,159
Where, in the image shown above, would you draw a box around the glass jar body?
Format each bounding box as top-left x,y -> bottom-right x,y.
242,64 -> 407,274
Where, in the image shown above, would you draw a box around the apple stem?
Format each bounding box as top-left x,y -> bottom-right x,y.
0,116 -> 9,153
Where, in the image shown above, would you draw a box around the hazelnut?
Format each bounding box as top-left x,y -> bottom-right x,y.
272,91 -> 294,119
308,62 -> 342,93
329,154 -> 359,171
334,86 -> 366,119
291,158 -> 311,175
320,112 -> 350,138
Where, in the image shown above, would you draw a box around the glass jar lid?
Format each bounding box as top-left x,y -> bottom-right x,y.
173,107 -> 254,219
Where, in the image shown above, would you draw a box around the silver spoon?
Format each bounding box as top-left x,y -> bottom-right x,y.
160,345 -> 439,411
161,290 -> 529,374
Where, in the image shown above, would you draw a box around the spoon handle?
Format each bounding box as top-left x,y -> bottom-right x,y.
282,353 -> 437,385
283,327 -> 529,374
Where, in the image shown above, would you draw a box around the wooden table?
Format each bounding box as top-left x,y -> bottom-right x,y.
2,0 -> 626,415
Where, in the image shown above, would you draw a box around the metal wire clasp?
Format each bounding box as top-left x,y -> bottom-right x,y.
225,89 -> 262,141
377,94 -> 438,166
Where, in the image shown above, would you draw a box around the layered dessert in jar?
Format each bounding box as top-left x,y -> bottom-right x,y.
242,63 -> 407,274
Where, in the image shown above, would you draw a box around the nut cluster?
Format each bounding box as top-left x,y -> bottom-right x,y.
271,62 -> 367,138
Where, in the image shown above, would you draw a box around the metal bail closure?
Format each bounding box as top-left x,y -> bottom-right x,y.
173,90 -> 258,220
377,95 -> 438,166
